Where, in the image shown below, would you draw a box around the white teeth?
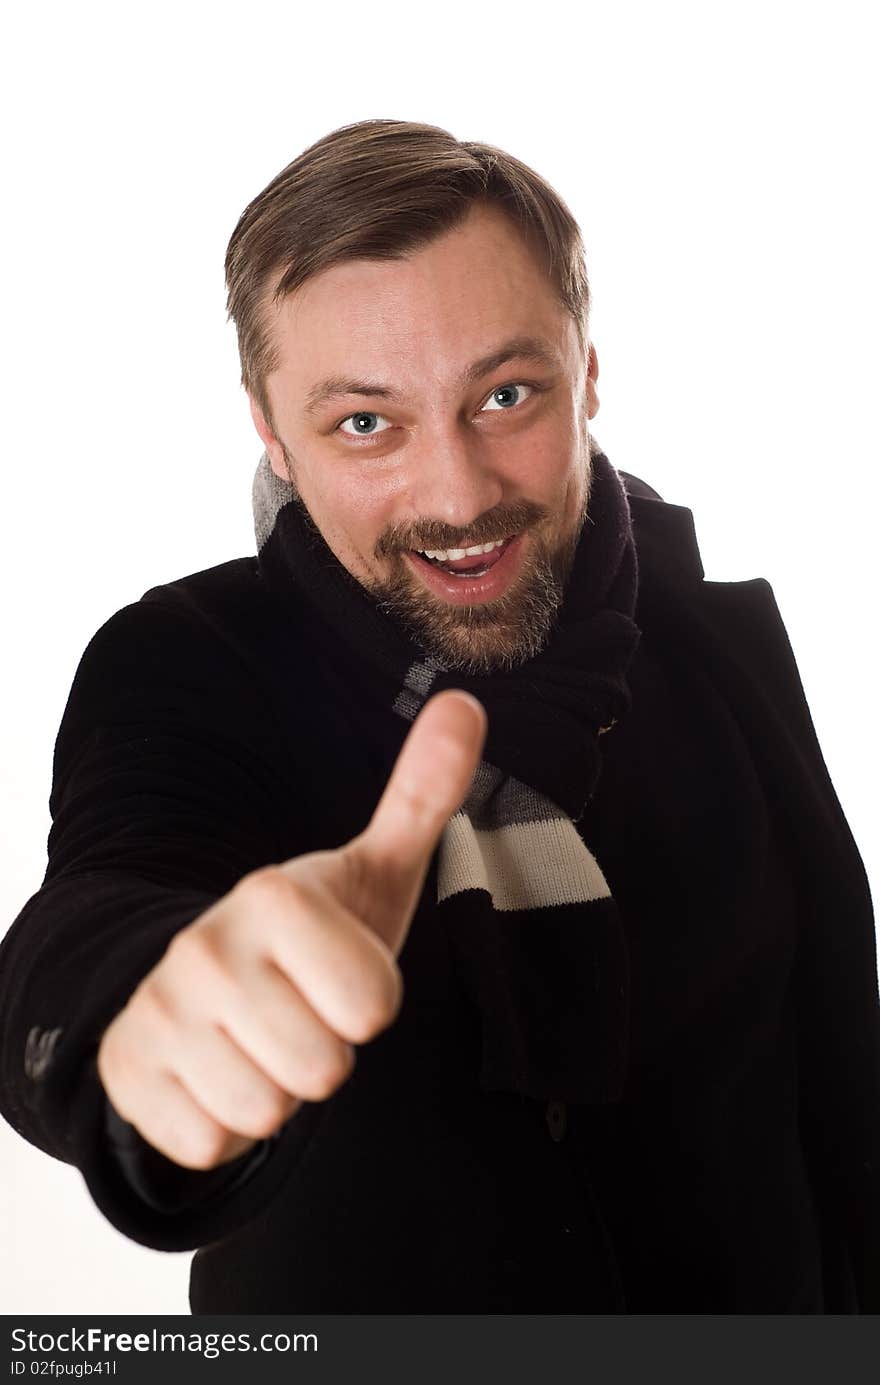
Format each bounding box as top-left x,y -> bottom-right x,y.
417,537 -> 508,562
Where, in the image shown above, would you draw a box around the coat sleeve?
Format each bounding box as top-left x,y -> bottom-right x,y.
0,595 -> 327,1251
737,579 -> 880,1311
645,568 -> 879,1311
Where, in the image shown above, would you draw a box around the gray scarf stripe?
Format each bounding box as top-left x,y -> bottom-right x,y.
391,663 -> 612,913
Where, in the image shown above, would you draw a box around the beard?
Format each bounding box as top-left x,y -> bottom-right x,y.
366,503 -> 587,675
281,444 -> 591,677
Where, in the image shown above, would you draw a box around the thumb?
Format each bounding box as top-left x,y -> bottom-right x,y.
346,689 -> 487,950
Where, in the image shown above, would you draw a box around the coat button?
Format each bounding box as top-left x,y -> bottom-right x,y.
545,1099 -> 568,1142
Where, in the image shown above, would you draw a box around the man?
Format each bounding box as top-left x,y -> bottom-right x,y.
1,119 -> 877,1314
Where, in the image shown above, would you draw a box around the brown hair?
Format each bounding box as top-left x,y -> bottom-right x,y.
224,118 -> 591,438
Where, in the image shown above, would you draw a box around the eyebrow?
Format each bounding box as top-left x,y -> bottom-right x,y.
302,335 -> 563,417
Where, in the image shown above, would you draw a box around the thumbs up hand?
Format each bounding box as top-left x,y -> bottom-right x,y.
97,691 -> 487,1171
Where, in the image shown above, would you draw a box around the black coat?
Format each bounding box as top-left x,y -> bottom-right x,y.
1,472 -> 877,1312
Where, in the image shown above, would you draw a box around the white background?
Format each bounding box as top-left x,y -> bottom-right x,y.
1,0 -> 877,1315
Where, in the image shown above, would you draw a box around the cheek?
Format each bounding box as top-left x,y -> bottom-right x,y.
307,467 -> 403,563
505,414 -> 581,494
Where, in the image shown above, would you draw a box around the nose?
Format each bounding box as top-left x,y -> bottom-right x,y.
406,424 -> 504,539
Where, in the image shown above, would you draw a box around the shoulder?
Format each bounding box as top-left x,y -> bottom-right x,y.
90,554 -> 302,672
602,459 -> 705,586
55,558 -> 297,774
617,470 -> 665,503
607,460 -> 804,705
139,555 -> 270,629
69,557 -> 270,688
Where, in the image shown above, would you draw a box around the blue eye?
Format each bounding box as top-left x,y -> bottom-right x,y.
338,411 -> 392,437
336,382 -> 536,439
481,382 -> 534,411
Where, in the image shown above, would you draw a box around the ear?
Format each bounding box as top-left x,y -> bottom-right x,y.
585,343 -> 600,420
248,394 -> 291,482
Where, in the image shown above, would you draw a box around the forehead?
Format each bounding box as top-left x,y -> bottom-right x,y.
264,205 -> 578,396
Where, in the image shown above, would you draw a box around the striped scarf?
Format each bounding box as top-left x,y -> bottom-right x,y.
253,447 -> 642,1103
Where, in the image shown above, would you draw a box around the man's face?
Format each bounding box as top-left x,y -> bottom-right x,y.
250,203 -> 600,674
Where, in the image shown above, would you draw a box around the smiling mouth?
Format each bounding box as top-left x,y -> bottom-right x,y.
409,535 -> 514,577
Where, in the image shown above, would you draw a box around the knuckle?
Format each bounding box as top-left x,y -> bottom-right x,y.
175,1121 -> 230,1171
237,1088 -> 291,1140
236,865 -> 296,913
347,964 -> 403,1042
135,972 -> 181,1032
298,1042 -> 355,1101
99,1008 -> 173,1119
166,923 -> 217,973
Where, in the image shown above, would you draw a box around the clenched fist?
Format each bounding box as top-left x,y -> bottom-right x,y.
97,689 -> 487,1170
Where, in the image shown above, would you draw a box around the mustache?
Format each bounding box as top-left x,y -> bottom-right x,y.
376,498 -> 548,557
